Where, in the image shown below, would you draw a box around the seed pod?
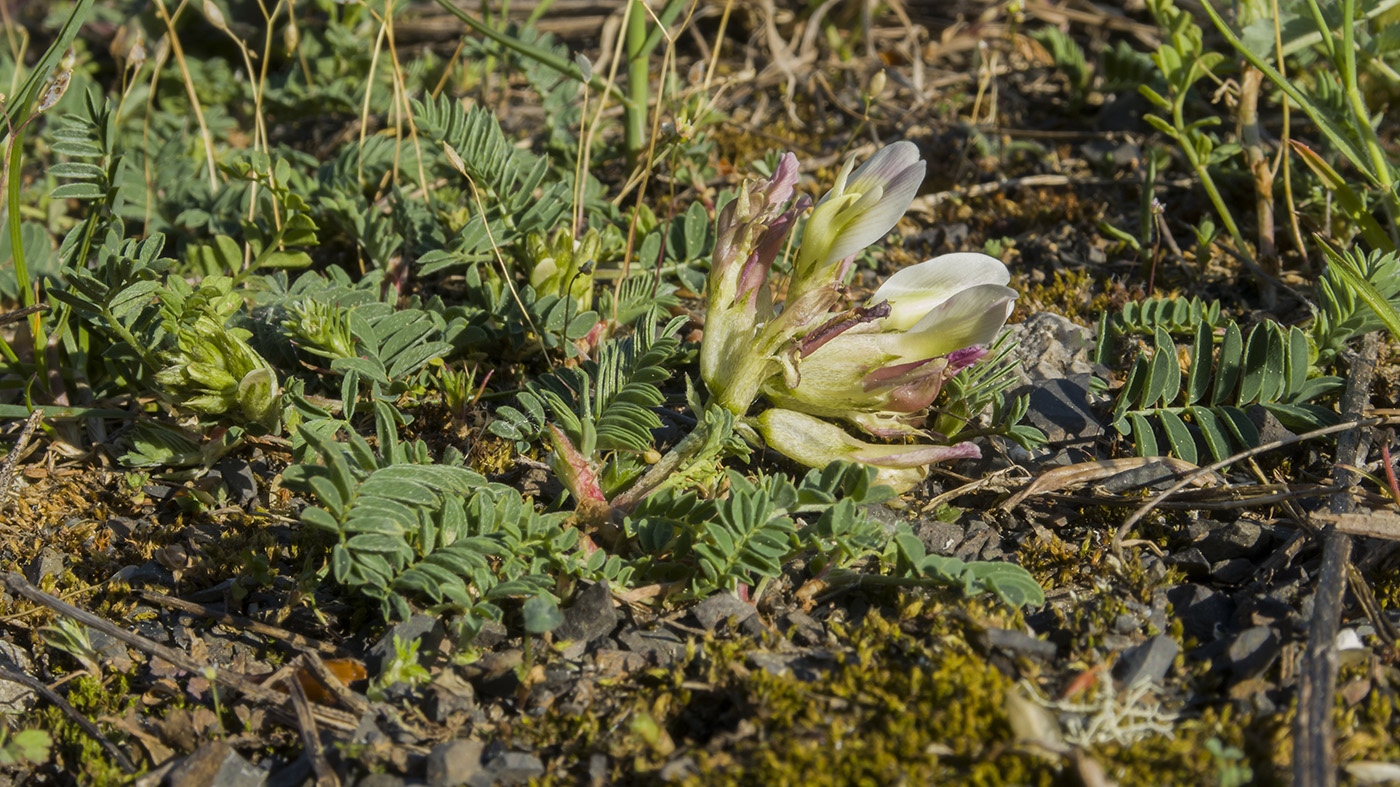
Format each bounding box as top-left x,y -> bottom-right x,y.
868,70 -> 886,99
575,53 -> 593,84
203,0 -> 228,32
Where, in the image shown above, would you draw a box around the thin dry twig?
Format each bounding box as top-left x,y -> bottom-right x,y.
0,665 -> 137,773
1295,332 -> 1379,787
285,657 -> 339,787
0,409 -> 44,512
0,303 -> 49,327
2,573 -> 359,733
134,589 -> 344,656
1000,456 -> 1218,511
1112,413 -> 1400,559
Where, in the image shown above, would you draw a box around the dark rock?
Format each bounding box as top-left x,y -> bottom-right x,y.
779,610 -> 825,646
214,457 -> 259,507
467,621 -> 508,650
1167,584 -> 1236,643
1100,463 -> 1183,494
1114,634 -> 1178,687
86,629 -> 127,662
1247,406 -> 1295,446
1226,626 -> 1281,682
353,775 -> 407,787
692,593 -> 757,631
954,521 -> 998,562
1193,520 -> 1268,561
983,628 -> 1057,661
1019,376 -> 1103,455
426,673 -> 477,724
106,516 -> 142,544
555,581 -> 618,645
745,652 -> 833,682
1164,547 -> 1211,577
264,755 -> 311,787
167,741 -> 267,787
426,739 -> 485,787
24,549 -> 64,584
368,615 -> 444,676
483,752 -> 544,785
915,519 -> 964,556
1211,558 -> 1255,585
617,627 -> 687,663
112,562 -> 173,588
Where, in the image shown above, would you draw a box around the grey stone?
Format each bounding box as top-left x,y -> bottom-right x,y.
555,581 -> 618,644
214,458 -> 260,507
1226,626 -> 1281,681
1005,312 -> 1099,384
915,519 -> 964,556
588,754 -> 608,786
617,628 -> 687,663
483,752 -> 544,785
1021,376 -> 1104,451
1114,634 -> 1178,687
692,593 -> 757,631
24,549 -> 64,584
426,673 -> 477,724
167,741 -> 268,787
426,739 -> 485,787
1211,558 -> 1255,585
779,610 -> 824,646
1167,584 -> 1236,643
86,628 -> 129,665
1113,613 -> 1140,635
1247,406 -> 1295,446
0,642 -> 36,714
1193,521 -> 1268,561
983,628 -> 1057,661
1164,547 -> 1211,577
112,562 -> 173,588
1100,463 -> 1183,494
745,652 -> 833,682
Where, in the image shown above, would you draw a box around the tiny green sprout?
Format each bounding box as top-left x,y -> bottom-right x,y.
368,635 -> 433,701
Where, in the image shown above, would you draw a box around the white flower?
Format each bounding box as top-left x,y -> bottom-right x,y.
791,141 -> 925,290
765,253 -> 1016,436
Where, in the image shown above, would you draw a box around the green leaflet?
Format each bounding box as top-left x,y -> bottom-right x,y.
1109,300 -> 1344,465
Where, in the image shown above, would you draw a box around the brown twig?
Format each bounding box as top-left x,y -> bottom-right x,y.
285,657 -> 339,787
0,665 -> 136,773
0,409 -> 43,513
1112,412 -> 1400,560
134,589 -> 344,656
0,303 -> 49,327
1,573 -> 359,734
1294,332 -> 1379,787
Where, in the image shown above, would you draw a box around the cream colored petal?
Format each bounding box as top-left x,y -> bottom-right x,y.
890,283 -> 1017,360
870,253 -> 1011,331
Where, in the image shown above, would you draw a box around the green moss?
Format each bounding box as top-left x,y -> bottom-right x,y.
26,674 -> 136,786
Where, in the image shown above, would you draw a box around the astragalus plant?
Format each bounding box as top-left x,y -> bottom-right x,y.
702,143 -> 1018,492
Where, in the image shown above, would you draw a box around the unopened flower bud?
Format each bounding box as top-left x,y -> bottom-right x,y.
204,0 -> 228,31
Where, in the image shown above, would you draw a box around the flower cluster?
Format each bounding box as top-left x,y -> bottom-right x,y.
701,143 -> 1017,491
157,316 -> 280,430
